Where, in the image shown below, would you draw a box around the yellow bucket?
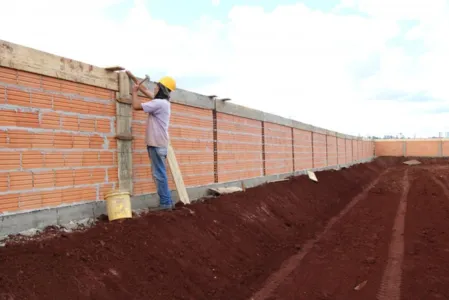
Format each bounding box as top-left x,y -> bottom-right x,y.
104,190 -> 132,221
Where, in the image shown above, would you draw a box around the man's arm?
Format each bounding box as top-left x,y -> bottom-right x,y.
131,78 -> 155,111
131,86 -> 143,110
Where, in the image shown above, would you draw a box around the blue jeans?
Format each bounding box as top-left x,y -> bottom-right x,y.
147,146 -> 172,208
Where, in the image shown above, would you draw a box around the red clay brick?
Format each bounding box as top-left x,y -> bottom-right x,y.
17,111 -> 39,128
0,173 -> 8,192
54,133 -> 73,149
74,168 -> 105,185
9,171 -> 33,191
44,152 -> 65,168
96,119 -> 110,133
0,194 -> 19,212
33,171 -> 55,188
32,132 -> 54,149
62,187 -> 97,203
8,130 -> 34,148
0,86 -> 5,104
41,112 -> 61,129
31,91 -> 52,109
64,152 -> 83,167
53,95 -> 71,112
42,76 -> 62,92
6,88 -> 30,106
82,152 -> 100,166
19,192 -> 43,210
79,118 -> 95,132
107,167 -> 118,182
42,190 -> 63,206
55,170 -> 74,187
0,67 -> 17,85
0,110 -> 17,126
99,152 -> 113,165
89,136 -> 104,149
61,81 -> 80,95
0,152 -> 20,170
72,135 -> 90,149
17,71 -> 41,89
22,151 -> 45,169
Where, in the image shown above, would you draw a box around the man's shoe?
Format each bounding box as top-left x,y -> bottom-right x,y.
159,203 -> 173,210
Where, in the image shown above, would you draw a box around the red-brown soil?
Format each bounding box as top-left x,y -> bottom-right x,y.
0,157 -> 448,300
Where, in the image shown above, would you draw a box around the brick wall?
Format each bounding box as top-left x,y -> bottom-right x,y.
293,129 -> 313,170
337,137 -> 346,164
312,132 -> 327,168
217,113 -> 263,183
375,139 -> 448,157
0,40 -> 375,215
264,122 -> 293,175
326,135 -> 338,167
0,66 -> 117,212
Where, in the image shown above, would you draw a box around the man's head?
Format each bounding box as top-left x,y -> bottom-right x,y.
154,76 -> 176,100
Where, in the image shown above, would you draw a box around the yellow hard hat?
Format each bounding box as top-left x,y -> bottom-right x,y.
158,76 -> 176,92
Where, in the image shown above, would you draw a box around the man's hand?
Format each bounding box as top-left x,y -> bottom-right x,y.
132,83 -> 140,93
131,79 -> 148,111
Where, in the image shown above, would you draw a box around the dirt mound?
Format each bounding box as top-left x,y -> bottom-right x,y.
0,159 -> 388,300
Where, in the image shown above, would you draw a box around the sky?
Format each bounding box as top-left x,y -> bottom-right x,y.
1,0 -> 449,138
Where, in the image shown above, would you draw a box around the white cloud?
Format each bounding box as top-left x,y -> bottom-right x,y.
1,0 -> 448,137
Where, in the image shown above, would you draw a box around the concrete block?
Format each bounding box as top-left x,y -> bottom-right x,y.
215,101 -> 265,121
92,201 -> 107,218
0,208 -> 57,237
56,202 -> 96,225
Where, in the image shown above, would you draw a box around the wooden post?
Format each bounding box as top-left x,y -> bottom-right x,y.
116,71 -> 133,193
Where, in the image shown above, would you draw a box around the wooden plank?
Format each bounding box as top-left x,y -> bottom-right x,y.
105,65 -> 125,72
0,39 -> 118,90
116,72 -> 133,193
167,144 -> 190,204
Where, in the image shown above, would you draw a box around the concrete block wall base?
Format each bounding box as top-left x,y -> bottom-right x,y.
0,157 -> 373,238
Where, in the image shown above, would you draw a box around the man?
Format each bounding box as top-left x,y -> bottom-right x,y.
131,75 -> 176,210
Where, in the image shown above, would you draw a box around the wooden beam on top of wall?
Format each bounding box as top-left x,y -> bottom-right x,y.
116,71 -> 133,193
0,39 -> 119,91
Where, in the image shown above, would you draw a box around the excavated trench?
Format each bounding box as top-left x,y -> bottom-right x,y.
0,157 -> 448,300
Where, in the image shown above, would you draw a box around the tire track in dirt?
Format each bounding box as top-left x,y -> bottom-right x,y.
430,173 -> 449,198
377,169 -> 410,300
248,170 -> 389,300
401,167 -> 449,300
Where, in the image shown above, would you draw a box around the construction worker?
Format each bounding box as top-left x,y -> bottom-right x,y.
131,75 -> 176,210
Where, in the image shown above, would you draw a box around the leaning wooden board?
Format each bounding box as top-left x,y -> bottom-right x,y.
125,71 -> 190,204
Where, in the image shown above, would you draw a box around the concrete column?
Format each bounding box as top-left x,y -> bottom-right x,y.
116,71 -> 133,193
402,140 -> 407,157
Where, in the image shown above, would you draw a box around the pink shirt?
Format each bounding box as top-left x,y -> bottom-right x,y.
141,99 -> 171,148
